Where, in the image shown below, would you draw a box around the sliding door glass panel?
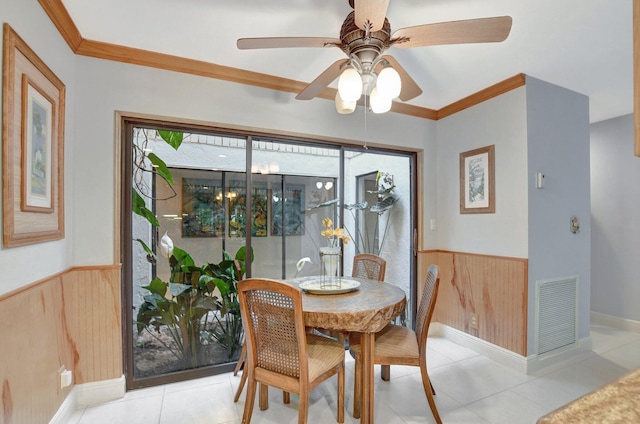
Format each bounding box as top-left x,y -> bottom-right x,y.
343,150 -> 413,322
129,128 -> 246,386
251,139 -> 340,279
246,171 -> 284,277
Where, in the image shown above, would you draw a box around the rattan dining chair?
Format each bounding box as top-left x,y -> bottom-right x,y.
238,278 -> 346,424
352,253 -> 387,281
349,264 -> 442,423
347,253 -> 392,377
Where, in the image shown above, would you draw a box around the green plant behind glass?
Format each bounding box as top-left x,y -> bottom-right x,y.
135,245 -> 251,367
132,130 -> 249,368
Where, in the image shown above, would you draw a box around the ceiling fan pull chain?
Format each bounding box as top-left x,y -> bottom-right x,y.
364,94 -> 368,149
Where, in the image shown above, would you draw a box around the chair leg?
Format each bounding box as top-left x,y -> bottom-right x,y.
298,391 -> 309,424
234,363 -> 248,402
430,378 -> 436,395
381,364 -> 390,381
283,391 -> 290,404
242,374 -> 257,424
419,366 -> 442,424
353,354 -> 361,419
259,383 -> 269,411
337,367 -> 345,423
234,343 -> 246,376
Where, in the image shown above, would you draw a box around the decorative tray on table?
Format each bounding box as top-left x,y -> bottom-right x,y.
298,278 -> 361,295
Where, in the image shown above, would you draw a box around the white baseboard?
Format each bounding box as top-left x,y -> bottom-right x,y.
76,375 -> 126,406
524,336 -> 593,374
49,388 -> 79,424
430,323 -> 529,373
49,375 -> 126,424
430,323 -> 593,375
591,311 -> 640,333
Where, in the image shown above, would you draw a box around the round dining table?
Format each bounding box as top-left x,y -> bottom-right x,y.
287,276 -> 407,424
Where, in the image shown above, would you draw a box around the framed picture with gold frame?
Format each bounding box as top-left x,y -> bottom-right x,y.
2,24 -> 65,247
459,145 -> 495,214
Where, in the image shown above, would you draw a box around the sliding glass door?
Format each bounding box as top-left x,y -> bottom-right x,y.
122,120 -> 416,389
342,149 -> 415,323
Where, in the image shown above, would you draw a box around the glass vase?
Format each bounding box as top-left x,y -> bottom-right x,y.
319,246 -> 341,288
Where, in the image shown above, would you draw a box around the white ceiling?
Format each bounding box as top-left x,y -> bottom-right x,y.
60,0 -> 633,123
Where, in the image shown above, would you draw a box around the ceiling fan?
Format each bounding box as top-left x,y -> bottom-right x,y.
237,0 -> 512,114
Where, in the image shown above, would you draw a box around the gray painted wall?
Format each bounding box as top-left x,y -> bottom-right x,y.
0,0 -> 77,294
436,77 -> 592,356
435,88 -> 529,257
526,76 -> 591,353
590,114 -> 640,322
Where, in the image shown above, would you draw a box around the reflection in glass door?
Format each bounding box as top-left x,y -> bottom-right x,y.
250,139 -> 342,279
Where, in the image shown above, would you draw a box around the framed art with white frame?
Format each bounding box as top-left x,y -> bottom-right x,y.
2,24 -> 65,247
459,144 -> 495,214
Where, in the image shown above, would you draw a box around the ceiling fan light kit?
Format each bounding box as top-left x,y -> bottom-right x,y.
334,59 -> 398,114
338,66 -> 364,102
377,66 -> 402,99
370,86 -> 392,113
237,0 -> 512,114
335,92 -> 357,114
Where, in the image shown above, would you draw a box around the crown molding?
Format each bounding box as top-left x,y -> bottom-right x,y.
38,0 -> 82,50
437,73 -> 526,119
38,0 -> 521,121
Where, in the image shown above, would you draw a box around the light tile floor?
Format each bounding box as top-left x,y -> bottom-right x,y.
68,322 -> 640,424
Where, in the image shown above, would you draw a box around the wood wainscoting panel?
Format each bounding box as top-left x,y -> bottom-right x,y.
0,274 -> 69,424
61,266 -> 122,384
419,250 -> 528,356
0,265 -> 122,424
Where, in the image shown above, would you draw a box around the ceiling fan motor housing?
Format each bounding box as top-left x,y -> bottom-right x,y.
340,11 -> 391,71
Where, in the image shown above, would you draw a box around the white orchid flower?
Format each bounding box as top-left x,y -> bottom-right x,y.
159,232 -> 174,259
295,257 -> 312,277
296,257 -> 312,271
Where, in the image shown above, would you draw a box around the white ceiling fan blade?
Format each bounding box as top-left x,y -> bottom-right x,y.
296,59 -> 349,100
377,55 -> 422,101
391,16 -> 512,48
237,37 -> 342,50
354,0 -> 390,32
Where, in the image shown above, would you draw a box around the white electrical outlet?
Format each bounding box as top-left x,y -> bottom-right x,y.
60,369 -> 73,388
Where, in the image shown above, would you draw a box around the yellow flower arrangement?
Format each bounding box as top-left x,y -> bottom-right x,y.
321,217 -> 350,248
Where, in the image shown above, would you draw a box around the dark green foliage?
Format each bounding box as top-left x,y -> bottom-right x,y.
135,246 -> 251,368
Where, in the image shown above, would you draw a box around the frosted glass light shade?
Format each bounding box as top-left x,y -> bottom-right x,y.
370,87 -> 392,113
335,92 -> 356,114
338,67 -> 363,102
377,66 -> 401,99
